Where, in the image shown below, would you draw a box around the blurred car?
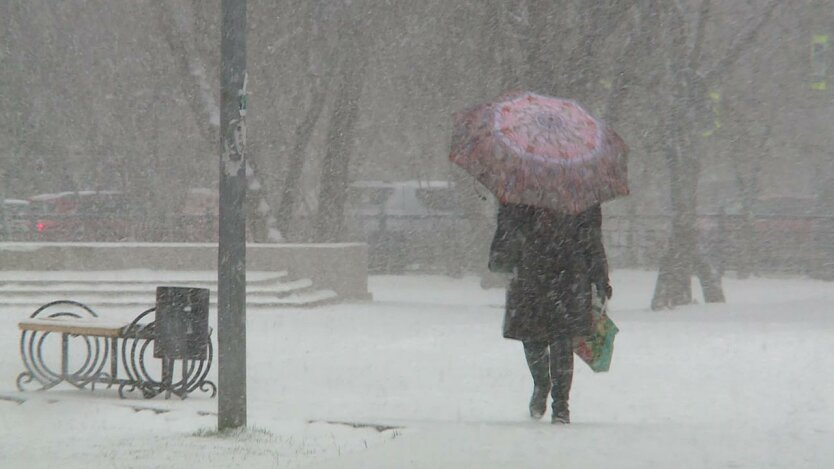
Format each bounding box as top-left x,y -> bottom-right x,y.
179,187 -> 219,242
28,191 -> 133,242
749,197 -> 818,273
698,197 -> 821,274
1,199 -> 32,241
345,180 -> 464,273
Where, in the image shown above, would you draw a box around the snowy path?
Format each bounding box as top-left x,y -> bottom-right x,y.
1,271 -> 833,468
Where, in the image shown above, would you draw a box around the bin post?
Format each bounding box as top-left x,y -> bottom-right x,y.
218,0 -> 247,430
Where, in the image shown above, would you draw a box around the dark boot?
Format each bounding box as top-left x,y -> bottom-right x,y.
523,341 -> 551,420
551,400 -> 570,424
549,337 -> 574,424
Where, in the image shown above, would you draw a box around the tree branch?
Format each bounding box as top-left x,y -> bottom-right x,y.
703,0 -> 781,84
157,0 -> 219,146
687,0 -> 712,71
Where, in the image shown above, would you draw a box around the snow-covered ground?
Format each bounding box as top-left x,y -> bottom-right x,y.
1,270 -> 833,468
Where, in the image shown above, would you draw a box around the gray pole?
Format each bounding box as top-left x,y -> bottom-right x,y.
218,0 -> 247,430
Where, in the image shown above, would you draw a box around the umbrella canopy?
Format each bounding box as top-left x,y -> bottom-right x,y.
449,91 -> 629,214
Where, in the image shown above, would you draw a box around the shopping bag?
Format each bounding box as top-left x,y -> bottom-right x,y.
573,291 -> 619,372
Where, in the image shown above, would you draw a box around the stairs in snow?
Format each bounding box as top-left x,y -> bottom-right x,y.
0,270 -> 338,310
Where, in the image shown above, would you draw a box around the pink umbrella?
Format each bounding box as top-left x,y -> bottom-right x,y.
449,91 -> 629,214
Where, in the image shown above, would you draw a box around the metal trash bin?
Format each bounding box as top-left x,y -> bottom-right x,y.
154,286 -> 210,361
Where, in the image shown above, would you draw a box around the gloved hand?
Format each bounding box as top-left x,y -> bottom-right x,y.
595,280 -> 612,300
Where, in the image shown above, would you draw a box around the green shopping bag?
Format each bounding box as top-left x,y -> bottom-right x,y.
573,292 -> 619,372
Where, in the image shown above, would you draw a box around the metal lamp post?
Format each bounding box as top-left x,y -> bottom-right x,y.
218,0 -> 247,430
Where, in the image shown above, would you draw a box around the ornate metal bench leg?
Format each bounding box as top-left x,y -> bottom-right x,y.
163,358 -> 174,400
18,302 -> 109,392
119,310 -> 216,400
106,338 -> 119,389
181,359 -> 189,399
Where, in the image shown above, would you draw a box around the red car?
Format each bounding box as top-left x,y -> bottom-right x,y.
28,191 -> 133,242
1,199 -> 32,241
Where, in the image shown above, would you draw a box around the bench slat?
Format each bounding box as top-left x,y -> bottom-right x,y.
18,318 -> 130,337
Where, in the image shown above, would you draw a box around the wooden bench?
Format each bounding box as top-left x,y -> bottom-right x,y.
19,318 -> 130,336
17,299 -> 215,399
18,317 -> 129,392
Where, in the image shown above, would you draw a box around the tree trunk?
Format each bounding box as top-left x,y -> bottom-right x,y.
653,0 -> 781,307
522,0 -> 552,93
314,33 -> 368,242
652,142 -> 695,309
648,0 -> 758,310
276,75 -> 332,234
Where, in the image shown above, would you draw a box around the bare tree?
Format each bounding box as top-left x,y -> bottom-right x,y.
650,0 -> 781,309
156,0 -> 283,241
507,0 -> 776,309
275,3 -> 336,235
314,5 -> 369,242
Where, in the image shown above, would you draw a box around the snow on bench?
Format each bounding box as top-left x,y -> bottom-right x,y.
18,317 -> 130,338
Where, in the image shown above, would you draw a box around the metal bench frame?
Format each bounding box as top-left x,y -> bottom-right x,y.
17,300 -> 216,399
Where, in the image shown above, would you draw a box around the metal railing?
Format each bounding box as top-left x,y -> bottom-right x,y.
602,214 -> 834,278
4,208 -> 832,280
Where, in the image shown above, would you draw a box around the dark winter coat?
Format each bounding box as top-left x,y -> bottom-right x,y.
490,204 -> 609,343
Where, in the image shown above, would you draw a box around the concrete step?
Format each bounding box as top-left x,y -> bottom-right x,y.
0,289 -> 339,309
0,270 -> 290,287
0,271 -> 338,309
0,278 -> 314,297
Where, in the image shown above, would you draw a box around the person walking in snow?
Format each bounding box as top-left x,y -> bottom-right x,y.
489,203 -> 611,424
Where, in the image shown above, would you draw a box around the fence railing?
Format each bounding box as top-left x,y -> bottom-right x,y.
602,214 -> 834,278
4,208 -> 832,280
